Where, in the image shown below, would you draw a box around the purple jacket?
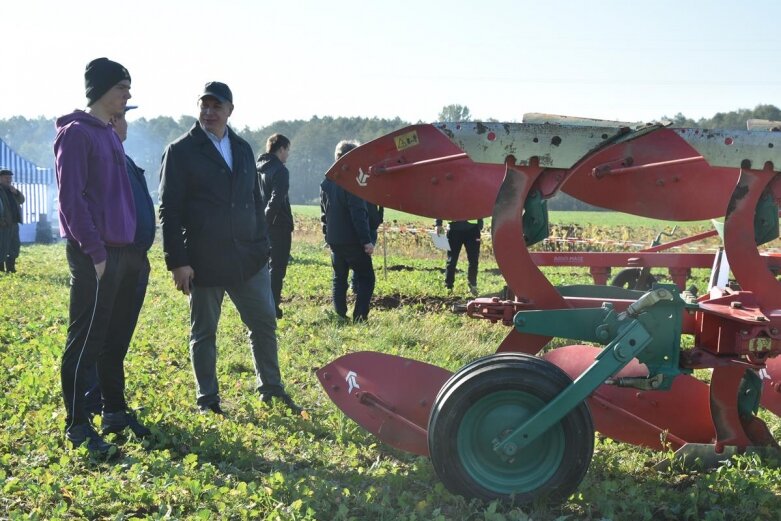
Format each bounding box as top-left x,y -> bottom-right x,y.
54,111 -> 136,264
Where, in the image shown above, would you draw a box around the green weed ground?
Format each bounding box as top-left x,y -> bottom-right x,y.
292,206 -> 714,230
1,232 -> 781,520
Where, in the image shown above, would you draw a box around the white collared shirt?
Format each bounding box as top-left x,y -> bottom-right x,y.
205,127 -> 233,171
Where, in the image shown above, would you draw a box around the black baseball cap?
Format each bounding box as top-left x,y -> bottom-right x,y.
0,169 -> 12,177
199,81 -> 233,104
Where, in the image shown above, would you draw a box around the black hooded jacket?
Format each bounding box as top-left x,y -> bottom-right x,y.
257,153 -> 294,232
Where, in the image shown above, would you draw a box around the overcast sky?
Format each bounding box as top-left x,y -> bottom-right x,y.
4,0 -> 780,128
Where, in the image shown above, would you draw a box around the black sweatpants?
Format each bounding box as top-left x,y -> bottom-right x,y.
445,227 -> 480,288
61,241 -> 144,427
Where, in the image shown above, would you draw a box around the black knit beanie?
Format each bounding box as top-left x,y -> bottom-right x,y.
84,58 -> 131,106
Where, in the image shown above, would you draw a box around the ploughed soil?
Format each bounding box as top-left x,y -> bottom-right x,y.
300,292 -> 472,313
296,263 -> 509,312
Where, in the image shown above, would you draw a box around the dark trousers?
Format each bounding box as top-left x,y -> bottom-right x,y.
83,255 -> 150,414
188,264 -> 282,407
61,241 -> 144,427
330,244 -> 375,320
4,223 -> 20,271
445,227 -> 480,288
8,223 -> 20,259
268,227 -> 292,310
0,225 -> 10,271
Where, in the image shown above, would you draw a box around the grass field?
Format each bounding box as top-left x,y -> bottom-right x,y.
2,214 -> 780,520
292,206 -> 714,229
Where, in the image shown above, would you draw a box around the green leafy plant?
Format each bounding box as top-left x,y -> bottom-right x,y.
1,210 -> 779,520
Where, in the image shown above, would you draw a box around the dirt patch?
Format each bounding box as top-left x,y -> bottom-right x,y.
299,292 -> 476,313
387,264 -> 429,272
373,293 -> 463,311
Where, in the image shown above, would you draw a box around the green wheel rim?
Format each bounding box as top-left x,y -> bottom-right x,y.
456,390 -> 565,494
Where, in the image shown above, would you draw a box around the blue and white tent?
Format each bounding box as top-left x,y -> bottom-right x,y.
0,137 -> 56,242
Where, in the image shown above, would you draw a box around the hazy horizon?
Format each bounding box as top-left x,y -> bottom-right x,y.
3,0 -> 779,129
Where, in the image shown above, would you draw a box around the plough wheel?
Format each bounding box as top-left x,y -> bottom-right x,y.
610,268 -> 657,291
427,354 -> 594,504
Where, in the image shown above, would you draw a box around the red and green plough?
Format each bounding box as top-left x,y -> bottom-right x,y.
316,114 -> 781,503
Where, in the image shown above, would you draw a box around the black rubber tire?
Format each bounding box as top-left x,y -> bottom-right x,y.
428,353 -> 594,504
610,268 -> 656,290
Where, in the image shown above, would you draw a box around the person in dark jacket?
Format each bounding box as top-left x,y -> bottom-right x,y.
367,204 -> 384,244
0,169 -> 24,272
321,140 -> 375,322
351,201 -> 382,294
54,57 -> 147,457
435,219 -> 483,296
159,82 -> 300,416
257,133 -> 293,319
82,106 -> 155,439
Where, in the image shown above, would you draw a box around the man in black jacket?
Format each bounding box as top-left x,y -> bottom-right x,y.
0,169 -> 24,273
321,140 -> 375,322
257,133 -> 293,319
435,219 -> 483,296
159,82 -> 300,415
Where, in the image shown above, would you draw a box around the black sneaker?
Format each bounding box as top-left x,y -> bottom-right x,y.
261,392 -> 303,415
198,402 -> 226,416
66,423 -> 119,458
101,410 -> 152,437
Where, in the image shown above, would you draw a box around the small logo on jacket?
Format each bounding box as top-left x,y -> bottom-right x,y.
356,168 -> 370,187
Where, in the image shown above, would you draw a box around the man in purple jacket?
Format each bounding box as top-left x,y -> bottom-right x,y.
54,58 -> 149,457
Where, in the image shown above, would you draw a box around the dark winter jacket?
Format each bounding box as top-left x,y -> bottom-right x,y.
434,219 -> 484,233
125,156 -> 155,252
0,185 -> 24,226
367,204 -> 384,244
257,153 -> 294,232
54,110 -> 136,264
320,178 -> 372,246
159,122 -> 269,287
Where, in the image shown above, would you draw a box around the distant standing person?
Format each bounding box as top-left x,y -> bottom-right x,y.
435,219 -> 483,296
82,106 -> 155,433
257,133 -> 293,319
0,169 -> 24,272
321,140 -> 375,322
159,82 -> 300,415
54,57 -> 149,457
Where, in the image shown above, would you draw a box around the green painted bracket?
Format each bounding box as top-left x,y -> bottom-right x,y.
523,190 -> 549,247
515,285 -> 688,388
493,320 -> 653,458
755,192 -> 779,247
738,369 -> 763,418
514,304 -> 618,343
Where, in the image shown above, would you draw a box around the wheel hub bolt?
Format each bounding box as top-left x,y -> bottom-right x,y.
503,443 -> 518,456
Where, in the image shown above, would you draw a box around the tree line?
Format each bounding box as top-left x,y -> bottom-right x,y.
0,114 -> 408,204
0,104 -> 778,208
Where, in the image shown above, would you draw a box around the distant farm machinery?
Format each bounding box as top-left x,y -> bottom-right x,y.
316,114 -> 781,503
